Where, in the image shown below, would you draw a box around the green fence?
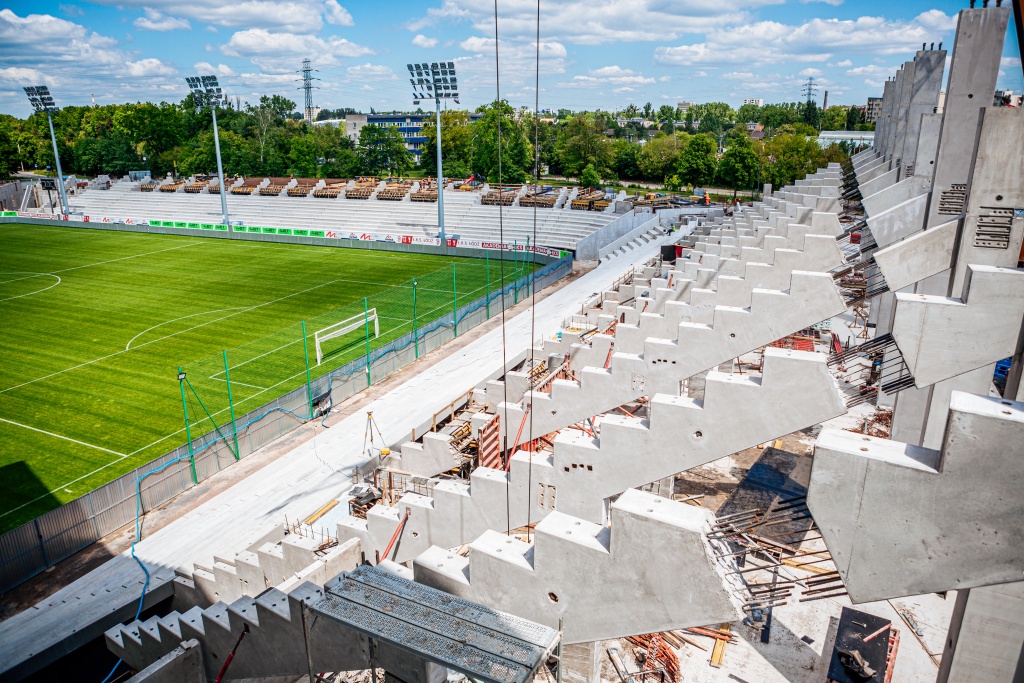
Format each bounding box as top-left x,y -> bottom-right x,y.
0,254 -> 573,593
176,252 -> 549,470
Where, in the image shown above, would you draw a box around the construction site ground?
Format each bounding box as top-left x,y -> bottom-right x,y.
610,414 -> 952,683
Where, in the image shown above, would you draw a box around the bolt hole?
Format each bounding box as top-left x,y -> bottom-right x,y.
411,531 -> 419,538
968,93 -> 973,99
729,333 -> 736,338
860,447 -> 869,452
996,195 -> 1004,201
548,592 -> 559,603
694,430 -> 703,438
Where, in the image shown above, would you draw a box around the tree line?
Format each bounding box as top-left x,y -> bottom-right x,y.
0,95 -> 867,192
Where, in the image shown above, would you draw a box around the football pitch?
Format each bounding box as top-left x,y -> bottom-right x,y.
0,224 -> 518,533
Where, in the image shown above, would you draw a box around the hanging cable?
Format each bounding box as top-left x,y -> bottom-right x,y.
493,0 -> 512,537
525,0 -> 541,543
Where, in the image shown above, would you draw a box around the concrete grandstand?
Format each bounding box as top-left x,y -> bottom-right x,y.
67,177 -> 625,252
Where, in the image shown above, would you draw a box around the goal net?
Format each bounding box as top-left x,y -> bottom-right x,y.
314,308 -> 380,365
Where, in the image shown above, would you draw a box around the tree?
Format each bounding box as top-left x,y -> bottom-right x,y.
736,103 -> 762,123
717,137 -> 759,198
820,106 -> 848,131
357,124 -> 412,176
846,107 -> 862,130
800,100 -> 821,129
554,114 -> 610,178
580,163 -> 601,189
638,133 -> 686,182
657,105 -> 677,123
642,102 -> 654,120
676,133 -> 717,188
419,110 -> 475,179
609,138 -> 642,180
761,133 -> 829,187
0,121 -> 18,178
471,100 -> 534,183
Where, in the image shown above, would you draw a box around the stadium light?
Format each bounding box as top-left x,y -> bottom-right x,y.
185,75 -> 230,227
407,61 -> 460,244
24,86 -> 69,215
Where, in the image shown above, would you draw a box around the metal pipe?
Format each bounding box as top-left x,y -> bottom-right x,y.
210,104 -> 230,227
607,648 -> 629,683
46,110 -> 69,214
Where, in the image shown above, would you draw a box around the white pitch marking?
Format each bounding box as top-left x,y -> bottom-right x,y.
0,417 -> 127,456
125,307 -> 249,350
0,272 -> 62,302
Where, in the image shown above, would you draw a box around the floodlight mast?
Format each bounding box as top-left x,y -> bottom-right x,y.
24,86 -> 69,215
186,75 -> 230,227
408,61 -> 459,244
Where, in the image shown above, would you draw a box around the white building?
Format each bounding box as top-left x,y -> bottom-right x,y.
743,98 -> 764,107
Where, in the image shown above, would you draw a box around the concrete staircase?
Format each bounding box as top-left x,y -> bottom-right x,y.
413,489 -> 740,644
338,347 -> 846,560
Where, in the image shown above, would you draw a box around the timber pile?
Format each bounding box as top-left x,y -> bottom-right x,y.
231,177 -> 264,195
159,179 -> 187,193
287,178 -> 318,197
482,186 -> 520,206
260,177 -> 292,196
570,189 -> 604,210
519,187 -> 558,208
377,181 -> 412,201
346,177 -> 378,199
183,176 -> 214,193
411,179 -> 438,202
314,179 -> 348,198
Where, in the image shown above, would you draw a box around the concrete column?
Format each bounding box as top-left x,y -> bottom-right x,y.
891,5 -> 1012,446
898,49 -> 946,178
876,80 -> 895,157
909,112 -> 943,182
884,68 -> 906,164
937,581 -> 1024,683
923,6 -> 1011,237
889,60 -> 916,174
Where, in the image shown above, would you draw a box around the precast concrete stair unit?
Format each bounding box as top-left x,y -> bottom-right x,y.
492,268 -> 846,437
337,348 -> 846,560
412,489 -> 740,644
891,265 -> 1024,388
808,391 -> 1024,603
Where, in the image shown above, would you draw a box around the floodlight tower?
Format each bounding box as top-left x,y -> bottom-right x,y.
23,86 -> 69,215
408,61 -> 460,244
297,58 -> 320,125
185,75 -> 230,227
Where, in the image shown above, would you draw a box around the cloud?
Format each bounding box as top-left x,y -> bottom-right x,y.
125,58 -> 177,77
1002,57 -> 1022,69
846,64 -> 898,77
407,0 -> 783,46
133,8 -> 191,31
723,71 -> 754,80
654,12 -> 958,68
87,0 -> 327,33
59,4 -> 85,17
324,0 -> 354,26
560,65 -> 656,88
832,59 -> 853,67
799,67 -> 823,77
194,61 -> 237,77
412,34 -> 438,48
221,28 -> 373,59
914,9 -> 957,32
801,0 -> 843,5
0,66 -> 49,84
345,63 -> 399,80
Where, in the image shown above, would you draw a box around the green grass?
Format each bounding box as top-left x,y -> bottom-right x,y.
0,225 -> 530,532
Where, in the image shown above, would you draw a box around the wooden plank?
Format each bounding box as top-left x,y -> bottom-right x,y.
710,623 -> 730,668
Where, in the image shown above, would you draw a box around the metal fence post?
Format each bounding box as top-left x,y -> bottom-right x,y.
177,366 -> 197,484
513,241 -> 519,305
413,279 -> 419,359
223,350 -> 240,460
301,321 -> 313,416
452,262 -> 458,337
485,252 -> 491,319
363,297 -> 372,386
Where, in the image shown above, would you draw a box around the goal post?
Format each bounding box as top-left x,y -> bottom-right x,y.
314,308 -> 379,365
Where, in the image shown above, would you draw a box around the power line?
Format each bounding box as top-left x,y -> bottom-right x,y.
297,58 -> 320,124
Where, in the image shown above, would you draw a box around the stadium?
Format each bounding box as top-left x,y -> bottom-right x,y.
0,173 -> 668,535
1,1 -> 1023,682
